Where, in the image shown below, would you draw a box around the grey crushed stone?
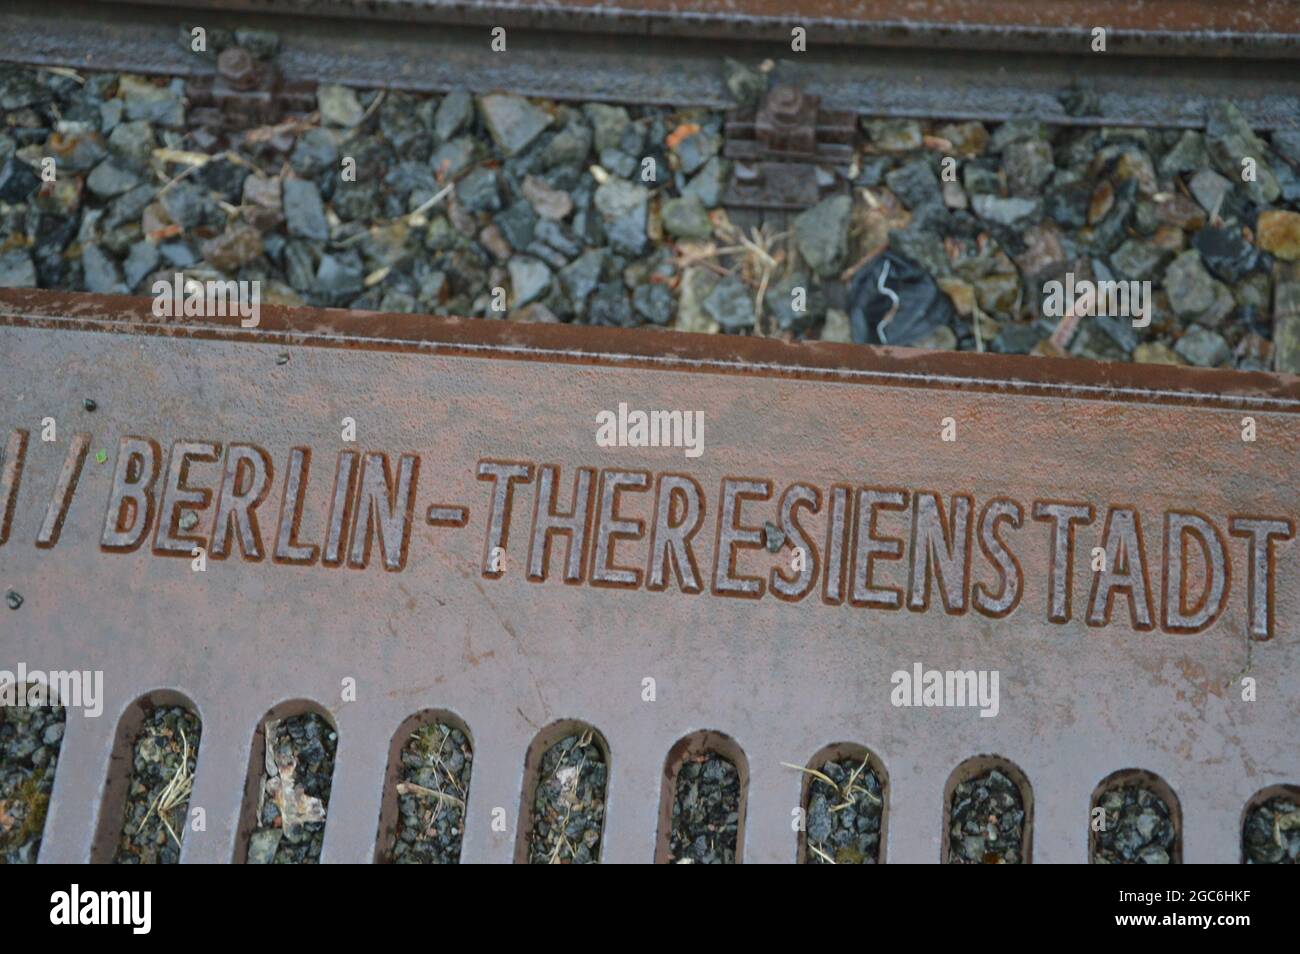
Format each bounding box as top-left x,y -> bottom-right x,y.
0,695 -> 66,864
0,61 -> 1295,371
947,768 -> 1026,864
527,732 -> 607,864
389,722 -> 472,864
669,751 -> 741,864
1092,784 -> 1177,864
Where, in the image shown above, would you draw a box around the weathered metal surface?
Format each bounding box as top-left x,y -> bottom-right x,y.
1,289 -> 1297,864
96,0 -> 1300,58
6,2 -> 1300,128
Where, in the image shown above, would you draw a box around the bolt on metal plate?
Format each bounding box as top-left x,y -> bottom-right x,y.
0,289 -> 1297,863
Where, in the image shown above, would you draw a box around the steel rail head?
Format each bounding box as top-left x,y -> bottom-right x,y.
87,0 -> 1300,58
5,2 -> 1299,129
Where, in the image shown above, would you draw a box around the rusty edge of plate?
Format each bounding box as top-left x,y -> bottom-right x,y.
1,288 -> 1297,412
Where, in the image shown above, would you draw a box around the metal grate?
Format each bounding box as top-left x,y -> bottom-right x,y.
1,289 -> 1297,863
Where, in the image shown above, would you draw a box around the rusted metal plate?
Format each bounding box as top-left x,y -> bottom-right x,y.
1,289 -> 1297,863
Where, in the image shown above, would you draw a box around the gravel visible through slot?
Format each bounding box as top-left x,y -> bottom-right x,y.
669,751 -> 740,864
527,730 -> 606,864
0,693 -> 65,864
113,704 -> 201,864
803,756 -> 884,864
947,768 -> 1026,864
390,722 -> 472,864
1242,794 -> 1300,864
247,711 -> 337,864
1091,783 -> 1177,864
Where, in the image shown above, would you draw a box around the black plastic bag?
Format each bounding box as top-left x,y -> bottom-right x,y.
848,250 -> 954,346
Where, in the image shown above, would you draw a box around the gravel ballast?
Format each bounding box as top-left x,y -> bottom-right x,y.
0,53 -> 1296,372
803,756 -> 885,864
0,695 -> 66,864
1242,794 -> 1300,864
526,731 -> 606,864
248,711 -> 337,864
113,704 -> 201,864
1091,783 -> 1177,864
669,751 -> 741,864
947,767 -> 1026,864
389,721 -> 472,864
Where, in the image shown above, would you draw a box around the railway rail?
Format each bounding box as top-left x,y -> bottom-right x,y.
4,0 -> 1300,126
86,0 -> 1300,55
